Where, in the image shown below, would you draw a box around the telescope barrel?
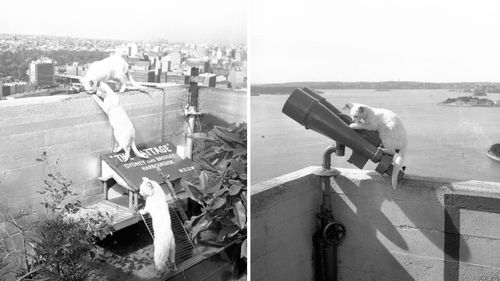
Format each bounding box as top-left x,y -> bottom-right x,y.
302,87 -> 353,125
282,88 -> 384,164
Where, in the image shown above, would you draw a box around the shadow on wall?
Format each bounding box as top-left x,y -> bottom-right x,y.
332,173 -> 471,281
332,175 -> 415,280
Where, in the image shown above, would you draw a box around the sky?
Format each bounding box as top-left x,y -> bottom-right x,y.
250,0 -> 500,83
0,0 -> 246,44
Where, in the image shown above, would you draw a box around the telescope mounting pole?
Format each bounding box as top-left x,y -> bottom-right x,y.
313,143 -> 346,281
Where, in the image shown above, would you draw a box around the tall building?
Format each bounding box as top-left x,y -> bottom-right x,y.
170,52 -> 182,71
66,62 -> 85,76
29,59 -> 54,86
126,43 -> 138,57
216,48 -> 223,59
153,57 -> 162,83
185,59 -> 211,74
161,55 -> 171,72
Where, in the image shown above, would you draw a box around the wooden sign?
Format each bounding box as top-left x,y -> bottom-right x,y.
101,141 -> 198,190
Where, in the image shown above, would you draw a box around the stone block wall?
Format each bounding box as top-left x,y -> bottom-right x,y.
0,85 -> 246,213
251,167 -> 321,281
251,167 -> 500,281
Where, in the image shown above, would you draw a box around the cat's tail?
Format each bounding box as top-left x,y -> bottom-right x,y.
391,145 -> 407,190
131,131 -> 149,159
126,72 -> 148,90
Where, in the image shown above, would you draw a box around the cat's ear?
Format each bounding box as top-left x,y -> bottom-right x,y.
357,106 -> 365,113
343,103 -> 353,110
146,181 -> 154,189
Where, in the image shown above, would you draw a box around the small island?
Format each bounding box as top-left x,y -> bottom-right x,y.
439,96 -> 500,107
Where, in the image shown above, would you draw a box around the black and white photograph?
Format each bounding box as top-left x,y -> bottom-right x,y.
3,0 -> 500,280
0,0 -> 247,280
250,0 -> 500,281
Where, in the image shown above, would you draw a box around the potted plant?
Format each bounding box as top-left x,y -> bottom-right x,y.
182,123 -> 247,247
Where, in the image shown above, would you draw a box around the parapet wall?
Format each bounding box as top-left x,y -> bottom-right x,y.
0,86 -> 246,213
251,167 -> 500,281
198,87 -> 247,124
251,167 -> 321,281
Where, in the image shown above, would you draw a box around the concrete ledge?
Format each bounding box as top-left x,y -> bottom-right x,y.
251,166 -> 500,281
198,87 -> 247,124
251,166 -> 321,281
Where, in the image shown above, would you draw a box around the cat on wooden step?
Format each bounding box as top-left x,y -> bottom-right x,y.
138,177 -> 177,273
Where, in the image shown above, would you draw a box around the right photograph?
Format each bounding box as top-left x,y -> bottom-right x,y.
249,1 -> 500,281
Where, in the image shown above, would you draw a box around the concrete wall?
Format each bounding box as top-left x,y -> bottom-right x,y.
0,86 -> 246,213
198,88 -> 246,125
251,167 -> 500,281
251,167 -> 321,281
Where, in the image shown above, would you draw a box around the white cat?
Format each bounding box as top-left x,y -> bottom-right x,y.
81,55 -> 147,93
91,82 -> 149,162
138,177 -> 177,273
346,103 -> 408,190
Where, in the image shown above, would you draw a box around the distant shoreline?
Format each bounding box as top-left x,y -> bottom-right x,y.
251,81 -> 500,95
438,96 -> 500,107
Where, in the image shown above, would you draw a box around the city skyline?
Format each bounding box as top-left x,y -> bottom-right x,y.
0,32 -> 246,46
0,0 -> 246,45
250,0 -> 500,84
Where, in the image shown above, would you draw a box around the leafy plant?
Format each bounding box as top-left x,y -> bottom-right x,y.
31,152 -> 114,280
183,123 -> 247,244
36,151 -> 113,240
0,237 -> 11,280
0,206 -> 37,279
29,216 -> 94,281
0,152 -> 114,281
36,152 -> 81,215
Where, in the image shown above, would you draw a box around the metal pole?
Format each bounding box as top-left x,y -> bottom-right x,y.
313,145 -> 346,281
185,68 -> 200,160
161,88 -> 166,142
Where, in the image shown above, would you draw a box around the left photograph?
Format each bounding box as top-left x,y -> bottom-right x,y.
0,0 -> 247,280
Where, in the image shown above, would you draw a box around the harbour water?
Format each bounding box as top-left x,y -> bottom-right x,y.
251,89 -> 500,184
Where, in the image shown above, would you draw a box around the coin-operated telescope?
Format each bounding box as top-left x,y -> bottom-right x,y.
283,87 -> 403,281
282,87 -> 403,178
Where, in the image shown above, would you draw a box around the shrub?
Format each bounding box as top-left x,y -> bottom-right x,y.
0,240 -> 10,280
0,152 -> 113,281
183,123 -> 247,244
29,216 -> 94,281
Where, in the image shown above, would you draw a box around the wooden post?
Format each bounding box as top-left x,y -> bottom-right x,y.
102,181 -> 108,200
134,192 -> 138,211
128,191 -> 133,210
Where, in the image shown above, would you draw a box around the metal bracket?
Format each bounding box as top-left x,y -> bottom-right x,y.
313,167 -> 340,177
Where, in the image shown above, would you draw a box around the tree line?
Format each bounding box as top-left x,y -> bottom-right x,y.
0,49 -> 109,81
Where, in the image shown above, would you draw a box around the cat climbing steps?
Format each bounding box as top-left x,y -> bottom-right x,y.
140,208 -> 197,265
